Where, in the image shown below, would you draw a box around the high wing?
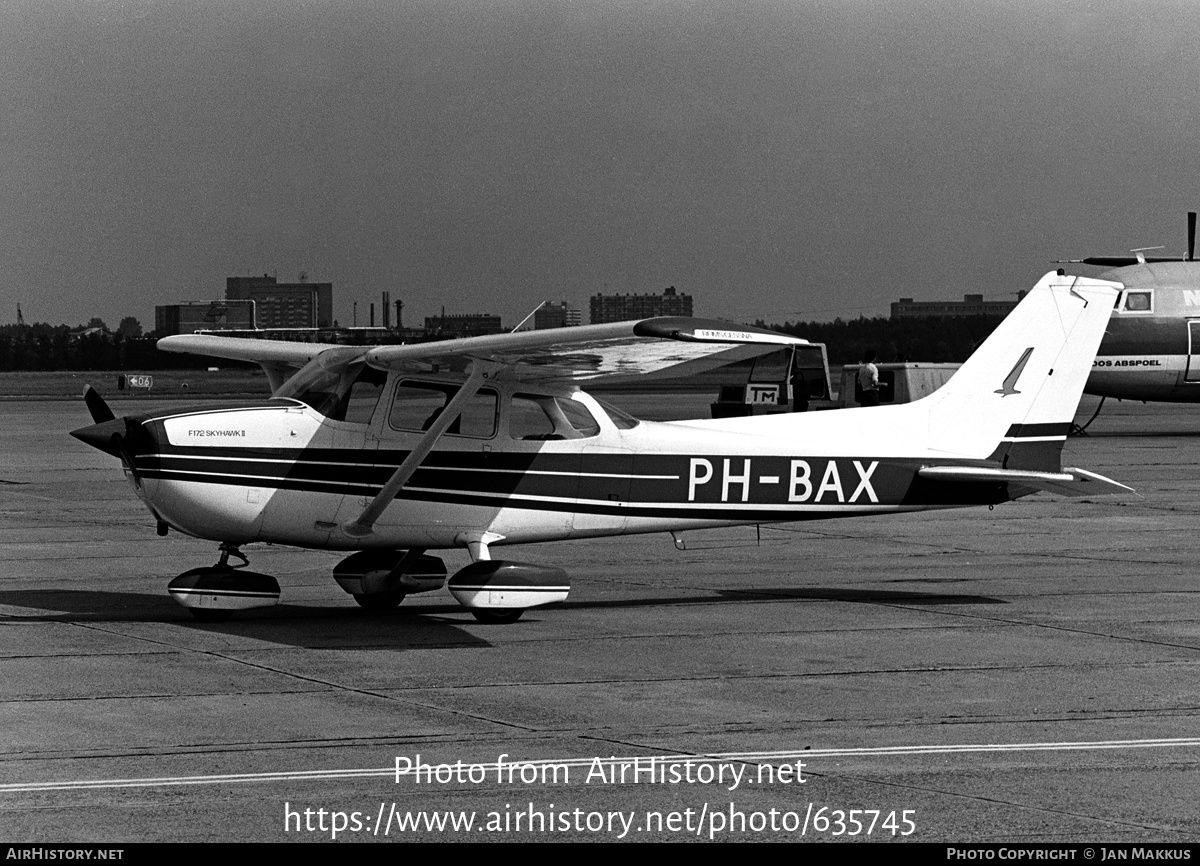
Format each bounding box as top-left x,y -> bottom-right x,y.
156,334 -> 333,365
156,335 -> 336,392
158,317 -> 807,386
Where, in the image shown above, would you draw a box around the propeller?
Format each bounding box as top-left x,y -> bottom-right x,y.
83,385 -> 115,423
71,386 -> 144,489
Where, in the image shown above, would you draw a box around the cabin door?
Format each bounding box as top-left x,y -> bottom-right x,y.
1186,321 -> 1200,383
570,446 -> 632,535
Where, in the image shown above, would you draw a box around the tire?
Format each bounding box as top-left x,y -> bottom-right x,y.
190,608 -> 234,623
470,609 -> 524,624
352,592 -> 406,611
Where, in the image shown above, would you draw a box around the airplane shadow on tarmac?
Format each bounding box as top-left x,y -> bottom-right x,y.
0,586 -> 1005,620
0,586 -> 1006,649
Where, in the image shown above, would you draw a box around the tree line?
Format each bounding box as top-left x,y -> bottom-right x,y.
0,313 -> 1012,372
765,314 -> 1009,366
0,320 -> 215,371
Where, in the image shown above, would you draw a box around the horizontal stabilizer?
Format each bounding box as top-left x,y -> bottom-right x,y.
918,465 -> 1135,497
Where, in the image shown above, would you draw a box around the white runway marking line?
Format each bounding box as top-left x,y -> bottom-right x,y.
3,737 -> 1200,793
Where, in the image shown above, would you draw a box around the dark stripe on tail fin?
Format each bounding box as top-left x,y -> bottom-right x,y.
989,421 -> 1072,471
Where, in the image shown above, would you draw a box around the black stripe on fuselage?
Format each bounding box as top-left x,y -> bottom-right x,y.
136,445 -> 1013,518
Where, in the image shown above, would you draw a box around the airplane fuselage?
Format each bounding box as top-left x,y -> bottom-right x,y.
1087,262 -> 1200,402
118,383 -> 1022,554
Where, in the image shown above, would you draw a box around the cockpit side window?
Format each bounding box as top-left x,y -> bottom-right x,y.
389,381 -> 498,438
390,384 -> 452,432
1123,291 -> 1153,313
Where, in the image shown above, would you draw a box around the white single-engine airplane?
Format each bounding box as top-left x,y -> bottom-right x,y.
72,272 -> 1131,623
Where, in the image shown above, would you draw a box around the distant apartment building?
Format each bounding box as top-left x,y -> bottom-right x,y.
423,313 -> 503,338
890,292 -> 1024,319
226,274 -> 333,329
155,300 -> 255,336
534,301 -> 581,330
589,286 -> 693,324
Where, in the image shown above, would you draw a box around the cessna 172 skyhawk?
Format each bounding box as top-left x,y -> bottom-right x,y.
72,272 -> 1130,623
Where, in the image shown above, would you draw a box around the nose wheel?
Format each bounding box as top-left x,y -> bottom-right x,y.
167,544 -> 281,622
470,609 -> 524,624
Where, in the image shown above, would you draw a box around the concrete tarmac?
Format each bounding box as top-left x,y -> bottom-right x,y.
1,395 -> 1199,842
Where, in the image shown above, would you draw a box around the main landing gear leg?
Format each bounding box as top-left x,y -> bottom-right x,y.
167,544 -> 281,622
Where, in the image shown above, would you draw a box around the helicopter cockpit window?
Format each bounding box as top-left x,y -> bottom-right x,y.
1123,291 -> 1153,312
388,381 -> 498,438
509,394 -> 601,440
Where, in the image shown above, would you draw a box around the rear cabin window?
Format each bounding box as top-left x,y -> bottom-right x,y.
559,398 -> 601,437
389,382 -> 498,438
509,394 -> 601,440
591,397 -> 640,430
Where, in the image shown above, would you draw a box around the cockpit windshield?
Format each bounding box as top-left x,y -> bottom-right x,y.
274,348 -> 386,422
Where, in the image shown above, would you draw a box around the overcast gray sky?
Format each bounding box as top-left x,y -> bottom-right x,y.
4,0 -> 1200,330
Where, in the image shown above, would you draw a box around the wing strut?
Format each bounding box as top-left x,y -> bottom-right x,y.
342,365 -> 491,538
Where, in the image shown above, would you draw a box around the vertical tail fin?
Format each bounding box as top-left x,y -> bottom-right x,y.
922,272 -> 1119,470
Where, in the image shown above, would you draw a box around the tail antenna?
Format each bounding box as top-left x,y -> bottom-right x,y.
1188,212 -> 1196,262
